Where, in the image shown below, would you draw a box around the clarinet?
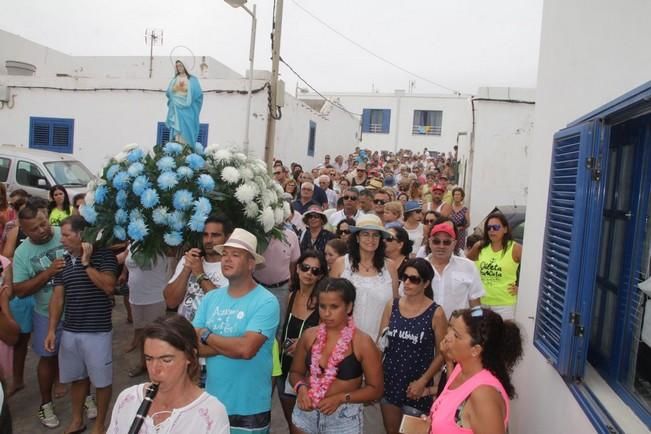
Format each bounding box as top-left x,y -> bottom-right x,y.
127,382 -> 159,434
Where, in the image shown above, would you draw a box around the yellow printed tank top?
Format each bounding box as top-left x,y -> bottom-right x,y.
476,241 -> 518,306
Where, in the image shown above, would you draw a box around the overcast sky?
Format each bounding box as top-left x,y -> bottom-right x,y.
3,0 -> 543,95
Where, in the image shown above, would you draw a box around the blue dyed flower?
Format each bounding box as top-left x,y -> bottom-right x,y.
157,156 -> 176,172
127,148 -> 144,162
193,142 -> 204,155
127,218 -> 149,241
197,174 -> 215,192
185,154 -> 205,170
113,225 -> 127,241
188,213 -> 208,232
173,189 -> 193,210
157,172 -> 178,191
105,164 -> 120,181
163,142 -> 183,156
193,197 -> 212,216
94,185 -> 108,205
112,171 -> 130,190
167,211 -> 186,231
140,188 -> 160,209
116,190 -> 127,208
152,207 -> 169,225
79,205 -> 97,224
127,162 -> 145,177
115,209 -> 128,225
132,175 -> 151,196
163,231 -> 183,246
130,208 -> 145,223
177,166 -> 194,180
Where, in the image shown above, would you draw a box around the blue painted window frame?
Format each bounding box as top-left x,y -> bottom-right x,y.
361,109 -> 391,134
307,121 -> 316,157
156,122 -> 209,147
29,117 -> 74,153
534,80 -> 651,431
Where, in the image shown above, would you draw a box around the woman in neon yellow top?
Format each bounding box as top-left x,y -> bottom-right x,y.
47,185 -> 73,226
467,213 -> 522,320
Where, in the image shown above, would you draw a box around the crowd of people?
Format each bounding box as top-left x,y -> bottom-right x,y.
0,147 -> 525,434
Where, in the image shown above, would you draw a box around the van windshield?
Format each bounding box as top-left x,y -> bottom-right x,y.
43,161 -> 94,187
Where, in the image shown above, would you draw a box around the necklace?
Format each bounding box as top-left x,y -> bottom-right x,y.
308,318 -> 356,406
359,260 -> 374,272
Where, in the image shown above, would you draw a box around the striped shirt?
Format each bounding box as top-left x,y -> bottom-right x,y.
53,248 -> 117,333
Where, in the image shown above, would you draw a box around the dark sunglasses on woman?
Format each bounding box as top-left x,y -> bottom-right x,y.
400,274 -> 423,284
298,263 -> 323,276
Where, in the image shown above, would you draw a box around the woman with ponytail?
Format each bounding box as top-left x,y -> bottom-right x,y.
429,307 -> 523,434
108,315 -> 230,433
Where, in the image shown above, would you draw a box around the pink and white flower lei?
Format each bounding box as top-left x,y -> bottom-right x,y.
308,317 -> 356,407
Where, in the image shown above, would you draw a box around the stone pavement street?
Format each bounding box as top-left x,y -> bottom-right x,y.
7,299 -> 385,433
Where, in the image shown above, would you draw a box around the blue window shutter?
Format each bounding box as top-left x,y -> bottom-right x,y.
29,117 -> 73,153
382,109 -> 391,134
156,122 -> 169,145
361,109 -> 371,133
534,121 -> 596,378
197,124 -> 209,147
307,121 -> 316,156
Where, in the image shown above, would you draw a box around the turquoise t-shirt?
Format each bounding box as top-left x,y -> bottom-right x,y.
193,284 -> 279,416
12,227 -> 64,316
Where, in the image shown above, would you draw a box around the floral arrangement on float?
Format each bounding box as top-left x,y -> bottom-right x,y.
79,142 -> 289,266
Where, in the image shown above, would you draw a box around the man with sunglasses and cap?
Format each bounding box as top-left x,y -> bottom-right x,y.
426,223 -> 484,320
194,228 -> 280,434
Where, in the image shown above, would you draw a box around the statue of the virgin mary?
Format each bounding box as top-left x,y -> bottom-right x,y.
166,60 -> 203,145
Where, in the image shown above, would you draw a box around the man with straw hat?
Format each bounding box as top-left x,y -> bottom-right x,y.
194,228 -> 280,434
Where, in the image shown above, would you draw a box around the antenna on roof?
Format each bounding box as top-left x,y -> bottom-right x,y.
145,29 -> 164,78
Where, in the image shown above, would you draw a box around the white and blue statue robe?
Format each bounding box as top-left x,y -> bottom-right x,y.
165,74 -> 203,145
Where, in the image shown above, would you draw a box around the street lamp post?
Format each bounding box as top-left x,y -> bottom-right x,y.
224,0 -> 257,154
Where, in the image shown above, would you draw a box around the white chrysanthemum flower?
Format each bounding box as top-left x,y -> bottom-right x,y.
235,183 -> 257,204
205,144 -> 220,155
221,166 -> 241,184
87,180 -> 97,191
259,207 -> 275,232
246,181 -> 260,196
273,182 -> 284,195
274,207 -> 284,224
283,201 -> 291,219
123,143 -> 139,151
240,167 -> 254,181
96,178 -> 107,186
85,190 -> 96,207
213,149 -> 233,162
244,201 -> 259,218
233,152 -> 247,162
114,151 -> 128,163
261,190 -> 276,207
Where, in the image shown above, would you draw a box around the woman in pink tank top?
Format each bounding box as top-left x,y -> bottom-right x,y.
429,307 -> 523,433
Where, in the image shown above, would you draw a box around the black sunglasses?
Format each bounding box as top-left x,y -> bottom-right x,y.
400,274 -> 423,284
374,199 -> 386,205
430,238 -> 454,246
298,263 -> 323,276
342,195 -> 358,201
385,236 -> 397,242
487,224 -> 502,232
425,219 -> 437,224
337,229 -> 351,235
273,171 -> 282,176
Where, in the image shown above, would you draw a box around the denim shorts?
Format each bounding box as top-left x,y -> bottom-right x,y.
292,402 -> 363,434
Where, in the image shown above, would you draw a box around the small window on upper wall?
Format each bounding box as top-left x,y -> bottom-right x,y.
412,110 -> 442,135
362,109 -> 391,134
307,121 -> 316,157
156,122 -> 209,147
29,117 -> 74,153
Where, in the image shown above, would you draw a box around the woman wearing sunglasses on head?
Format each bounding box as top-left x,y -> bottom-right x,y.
466,213 -> 522,320
378,258 -> 447,434
429,307 -> 523,434
278,250 -> 327,433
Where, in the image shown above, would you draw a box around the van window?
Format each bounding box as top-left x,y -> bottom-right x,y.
0,158 -> 10,182
16,160 -> 49,189
43,161 -> 93,187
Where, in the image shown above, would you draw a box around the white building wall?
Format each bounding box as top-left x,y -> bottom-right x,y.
468,96 -> 535,223
303,92 -> 472,154
512,0 -> 651,433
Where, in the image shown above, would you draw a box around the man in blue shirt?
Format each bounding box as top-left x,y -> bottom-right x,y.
194,228 -> 280,434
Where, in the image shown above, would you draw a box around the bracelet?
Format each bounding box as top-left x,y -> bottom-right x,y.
294,381 -> 308,393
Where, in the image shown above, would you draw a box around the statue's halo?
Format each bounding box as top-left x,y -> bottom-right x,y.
169,45 -> 196,71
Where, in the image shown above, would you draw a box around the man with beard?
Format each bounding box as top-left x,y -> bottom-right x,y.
194,228 -> 279,434
164,214 -> 233,321
427,222 -> 484,319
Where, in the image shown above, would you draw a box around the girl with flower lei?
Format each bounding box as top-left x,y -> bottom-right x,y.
288,278 -> 383,434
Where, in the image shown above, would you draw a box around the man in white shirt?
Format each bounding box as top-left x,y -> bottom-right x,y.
427,223 -> 484,319
318,174 -> 338,209
328,188 -> 363,227
164,215 -> 233,321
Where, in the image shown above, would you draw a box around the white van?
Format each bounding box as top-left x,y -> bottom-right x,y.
0,145 -> 96,199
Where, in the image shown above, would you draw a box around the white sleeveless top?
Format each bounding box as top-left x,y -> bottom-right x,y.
341,254 -> 394,339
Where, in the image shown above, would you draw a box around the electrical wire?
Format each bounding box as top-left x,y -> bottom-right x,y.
290,0 -> 461,95
279,56 -> 361,117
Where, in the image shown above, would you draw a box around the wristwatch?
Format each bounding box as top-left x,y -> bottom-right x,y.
195,273 -> 208,284
345,392 -> 351,403
200,329 -> 212,345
